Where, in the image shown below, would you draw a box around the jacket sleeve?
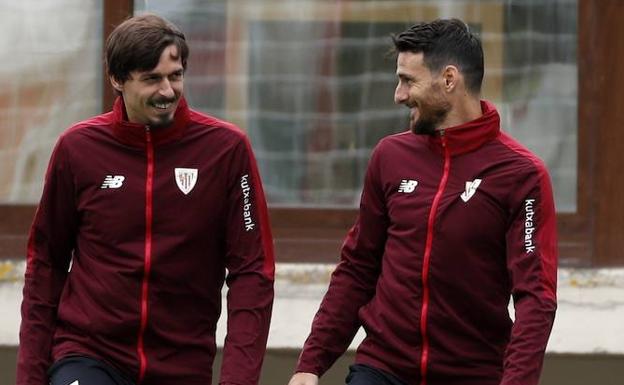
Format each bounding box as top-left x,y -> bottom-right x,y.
295,146 -> 388,377
220,134 -> 275,385
502,163 -> 558,385
17,136 -> 78,385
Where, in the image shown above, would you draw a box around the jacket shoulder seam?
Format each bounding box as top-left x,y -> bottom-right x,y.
189,110 -> 248,143
495,133 -> 547,178
61,114 -> 113,139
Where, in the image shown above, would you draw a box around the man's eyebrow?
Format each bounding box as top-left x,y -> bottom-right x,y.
139,66 -> 184,79
140,72 -> 161,79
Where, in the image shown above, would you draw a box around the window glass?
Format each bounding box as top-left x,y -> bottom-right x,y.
0,1 -> 103,202
136,0 -> 577,211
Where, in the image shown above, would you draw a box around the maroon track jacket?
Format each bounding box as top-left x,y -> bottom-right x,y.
296,101 -> 557,385
17,97 -> 275,385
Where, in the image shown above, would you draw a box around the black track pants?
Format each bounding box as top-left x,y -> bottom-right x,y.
345,364 -> 408,385
49,356 -> 134,385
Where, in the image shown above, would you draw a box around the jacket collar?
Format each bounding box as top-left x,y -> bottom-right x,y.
426,100 -> 500,156
111,96 -> 190,148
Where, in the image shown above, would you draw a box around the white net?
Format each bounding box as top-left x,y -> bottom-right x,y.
137,0 -> 577,211
1,0 -> 576,211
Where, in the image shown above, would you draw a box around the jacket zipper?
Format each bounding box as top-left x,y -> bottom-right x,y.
419,134 -> 450,385
137,127 -> 154,383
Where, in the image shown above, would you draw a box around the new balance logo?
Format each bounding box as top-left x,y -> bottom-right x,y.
101,175 -> 125,189
398,179 -> 418,193
460,178 -> 482,202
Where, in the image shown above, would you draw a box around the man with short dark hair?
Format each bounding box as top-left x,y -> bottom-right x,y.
289,18 -> 557,385
17,14 -> 275,385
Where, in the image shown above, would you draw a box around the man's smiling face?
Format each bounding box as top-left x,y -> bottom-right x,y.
111,44 -> 184,128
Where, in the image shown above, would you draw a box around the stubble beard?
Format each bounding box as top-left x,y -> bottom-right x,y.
409,85 -> 452,135
148,97 -> 178,129
149,113 -> 175,129
411,104 -> 451,135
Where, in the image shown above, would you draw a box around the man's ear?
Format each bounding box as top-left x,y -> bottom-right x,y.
442,65 -> 459,92
110,76 -> 124,93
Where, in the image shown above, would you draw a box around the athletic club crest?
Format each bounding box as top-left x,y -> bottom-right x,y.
174,168 -> 198,195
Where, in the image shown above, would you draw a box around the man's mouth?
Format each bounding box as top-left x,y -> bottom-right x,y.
409,106 -> 419,120
150,100 -> 175,110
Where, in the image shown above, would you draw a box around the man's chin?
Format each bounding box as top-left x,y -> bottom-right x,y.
411,120 -> 437,136
149,114 -> 175,129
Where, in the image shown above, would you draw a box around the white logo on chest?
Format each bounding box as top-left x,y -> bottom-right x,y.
461,178 -> 482,202
101,175 -> 125,189
175,168 -> 198,195
398,179 -> 418,193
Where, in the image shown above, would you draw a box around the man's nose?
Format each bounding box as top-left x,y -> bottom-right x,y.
394,84 -> 407,104
159,79 -> 175,99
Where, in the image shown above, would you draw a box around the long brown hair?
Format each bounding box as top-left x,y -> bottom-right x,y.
105,14 -> 189,83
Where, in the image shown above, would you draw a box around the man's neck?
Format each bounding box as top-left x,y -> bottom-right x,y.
438,96 -> 482,130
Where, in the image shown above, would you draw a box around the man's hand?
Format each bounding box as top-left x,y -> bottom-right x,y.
288,372 -> 319,385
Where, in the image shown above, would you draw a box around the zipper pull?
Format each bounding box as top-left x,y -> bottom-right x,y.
145,126 -> 152,143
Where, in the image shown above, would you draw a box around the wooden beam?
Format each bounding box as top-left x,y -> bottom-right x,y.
102,0 -> 134,113
579,0 -> 624,266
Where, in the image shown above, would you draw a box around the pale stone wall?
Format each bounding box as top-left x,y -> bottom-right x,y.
2,261 -> 623,354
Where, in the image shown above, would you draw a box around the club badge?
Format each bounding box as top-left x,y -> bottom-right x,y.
174,168 -> 198,195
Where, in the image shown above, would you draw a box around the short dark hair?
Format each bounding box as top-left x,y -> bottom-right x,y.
105,14 -> 189,83
392,18 -> 484,94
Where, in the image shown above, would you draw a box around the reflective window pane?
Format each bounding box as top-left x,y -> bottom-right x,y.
0,1 -> 103,203
137,0 -> 577,211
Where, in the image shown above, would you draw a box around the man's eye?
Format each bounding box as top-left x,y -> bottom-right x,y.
398,76 -> 413,85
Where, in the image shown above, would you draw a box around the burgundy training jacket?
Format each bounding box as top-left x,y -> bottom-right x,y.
17,97 -> 275,385
296,101 -> 557,385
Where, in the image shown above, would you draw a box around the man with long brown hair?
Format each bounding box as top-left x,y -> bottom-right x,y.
17,14 -> 274,385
